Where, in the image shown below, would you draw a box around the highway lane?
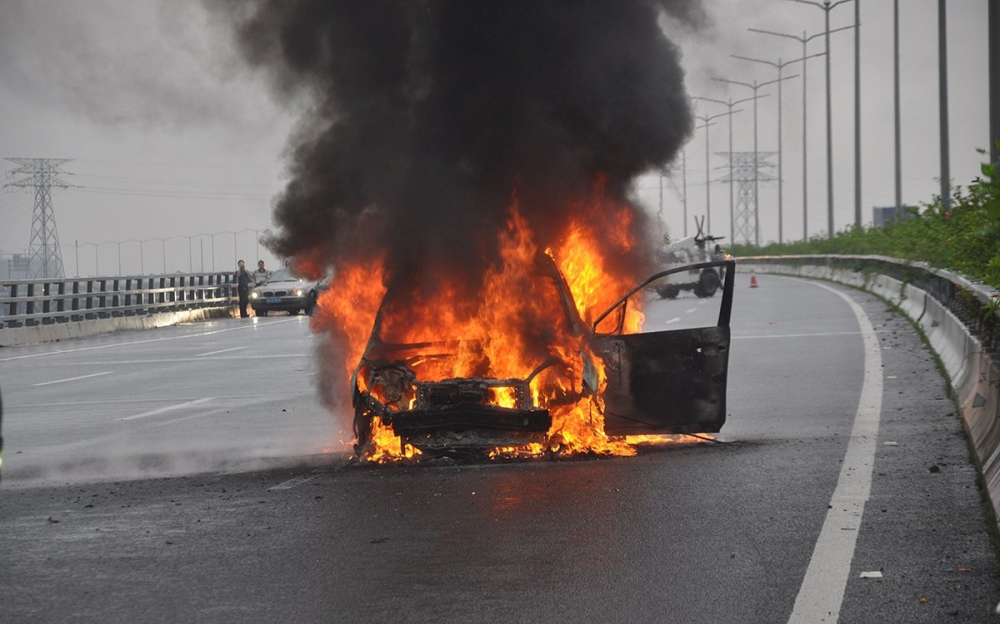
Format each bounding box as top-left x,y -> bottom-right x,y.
0,275 -> 997,623
0,315 -> 348,483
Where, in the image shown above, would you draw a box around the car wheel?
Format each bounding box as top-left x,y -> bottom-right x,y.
306,292 -> 318,316
695,269 -> 720,298
655,284 -> 679,299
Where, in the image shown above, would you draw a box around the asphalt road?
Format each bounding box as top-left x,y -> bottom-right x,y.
1,275 -> 997,623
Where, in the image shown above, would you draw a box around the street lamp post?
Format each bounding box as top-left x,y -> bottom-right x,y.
938,0 -> 951,212
732,54 -> 818,244
788,0 -> 855,238
749,25 -> 853,240
894,0 -> 902,214
694,114 -> 732,235
713,75 -> 796,245
150,237 -> 169,274
693,95 -> 755,243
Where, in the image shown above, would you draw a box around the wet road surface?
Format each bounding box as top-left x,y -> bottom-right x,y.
1,275 -> 997,622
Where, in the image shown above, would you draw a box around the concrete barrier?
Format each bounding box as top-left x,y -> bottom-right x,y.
739,256 -> 1000,529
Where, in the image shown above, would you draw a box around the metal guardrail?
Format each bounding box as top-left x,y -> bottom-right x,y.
743,255 -> 1000,358
0,273 -> 237,329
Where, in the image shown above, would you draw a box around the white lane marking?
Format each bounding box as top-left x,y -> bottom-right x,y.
788,282 -> 883,624
0,317 -> 302,362
685,308 -> 697,314
269,475 -> 318,491
31,371 -> 112,387
121,397 -> 214,421
666,317 -> 681,325
197,346 -> 247,357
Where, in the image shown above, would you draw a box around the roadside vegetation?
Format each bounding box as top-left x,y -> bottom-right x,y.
729,145 -> 1000,291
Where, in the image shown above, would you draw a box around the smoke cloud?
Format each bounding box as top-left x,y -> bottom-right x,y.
215,0 -> 699,293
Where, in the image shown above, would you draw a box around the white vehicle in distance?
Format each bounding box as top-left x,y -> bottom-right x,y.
249,267 -> 325,316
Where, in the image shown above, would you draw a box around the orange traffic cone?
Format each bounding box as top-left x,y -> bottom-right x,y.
750,272 -> 758,288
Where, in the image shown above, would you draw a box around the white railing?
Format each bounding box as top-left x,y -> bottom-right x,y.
0,272 -> 237,329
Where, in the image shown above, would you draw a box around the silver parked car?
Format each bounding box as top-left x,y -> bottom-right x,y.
249,267 -> 324,316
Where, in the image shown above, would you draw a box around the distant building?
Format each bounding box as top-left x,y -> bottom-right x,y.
872,205 -> 915,229
1,253 -> 31,280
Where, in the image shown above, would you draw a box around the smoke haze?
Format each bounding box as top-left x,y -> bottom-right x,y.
216,0 -> 701,293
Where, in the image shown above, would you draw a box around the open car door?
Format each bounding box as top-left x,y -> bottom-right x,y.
590,259 -> 735,436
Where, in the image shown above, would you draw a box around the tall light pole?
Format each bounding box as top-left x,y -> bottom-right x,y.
693,95 -> 755,243
854,0 -> 862,227
938,0 -> 950,212
151,237 -> 169,274
731,55 -> 815,244
789,0 -> 855,238
693,116 -> 718,235
713,75 -> 796,245
750,26 -> 852,240
894,0 -> 902,214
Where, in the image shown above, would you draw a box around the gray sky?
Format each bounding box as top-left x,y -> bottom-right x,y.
0,0 -> 991,276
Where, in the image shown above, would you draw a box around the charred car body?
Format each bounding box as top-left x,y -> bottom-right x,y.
352,254 -> 735,457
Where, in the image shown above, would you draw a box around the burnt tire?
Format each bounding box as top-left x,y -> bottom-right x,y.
695,269 -> 720,298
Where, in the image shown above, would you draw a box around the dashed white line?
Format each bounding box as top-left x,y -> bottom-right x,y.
197,346 -> 247,357
32,371 -> 112,387
685,308 -> 697,314
666,317 -> 681,325
121,397 -> 214,421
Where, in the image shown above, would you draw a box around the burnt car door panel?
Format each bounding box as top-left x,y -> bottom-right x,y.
593,259 -> 735,435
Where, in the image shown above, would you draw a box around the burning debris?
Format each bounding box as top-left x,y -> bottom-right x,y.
216,0 -> 723,461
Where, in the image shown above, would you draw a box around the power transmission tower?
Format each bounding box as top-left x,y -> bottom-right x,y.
5,158 -> 73,279
718,151 -> 775,245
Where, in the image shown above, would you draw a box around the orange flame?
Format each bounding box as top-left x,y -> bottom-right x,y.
314,184 -> 688,461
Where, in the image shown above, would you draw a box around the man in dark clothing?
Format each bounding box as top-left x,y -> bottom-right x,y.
235,259 -> 254,318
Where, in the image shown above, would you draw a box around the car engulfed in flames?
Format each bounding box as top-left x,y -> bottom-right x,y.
349,247 -> 735,461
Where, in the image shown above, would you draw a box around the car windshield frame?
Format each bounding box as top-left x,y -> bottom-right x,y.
265,268 -> 302,283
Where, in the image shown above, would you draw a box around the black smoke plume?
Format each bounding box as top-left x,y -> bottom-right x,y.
219,0 -> 698,294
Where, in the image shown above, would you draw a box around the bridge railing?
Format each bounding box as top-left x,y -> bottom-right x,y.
0,273 -> 237,329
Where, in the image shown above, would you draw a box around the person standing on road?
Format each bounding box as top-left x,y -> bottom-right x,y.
254,260 -> 270,286
235,260 -> 254,318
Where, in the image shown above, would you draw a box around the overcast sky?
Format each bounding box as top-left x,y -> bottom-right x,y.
0,0 -> 991,276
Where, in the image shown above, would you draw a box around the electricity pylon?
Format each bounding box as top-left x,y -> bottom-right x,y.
717,151 -> 775,246
5,158 -> 73,279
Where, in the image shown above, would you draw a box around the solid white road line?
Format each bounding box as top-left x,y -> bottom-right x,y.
788,282 -> 884,624
121,397 -> 214,421
196,346 -> 248,357
31,371 -> 112,387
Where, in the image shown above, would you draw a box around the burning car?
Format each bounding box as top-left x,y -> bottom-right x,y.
350,252 -> 735,460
